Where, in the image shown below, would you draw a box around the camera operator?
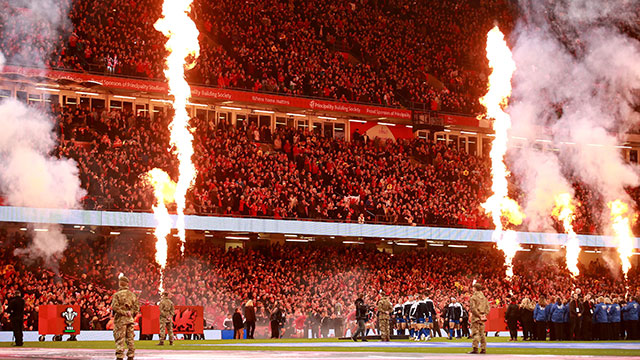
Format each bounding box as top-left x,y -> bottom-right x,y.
351,295 -> 368,342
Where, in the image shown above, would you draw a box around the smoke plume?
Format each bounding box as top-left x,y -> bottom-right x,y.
0,0 -> 72,68
0,99 -> 85,265
508,0 -> 640,239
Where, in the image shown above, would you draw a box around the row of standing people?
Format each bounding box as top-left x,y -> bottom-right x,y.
505,292 -> 639,341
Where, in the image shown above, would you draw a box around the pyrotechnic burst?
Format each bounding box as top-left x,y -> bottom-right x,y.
146,169 -> 177,292
480,26 -> 523,278
552,193 -> 580,277
608,200 -> 633,278
154,0 -> 201,255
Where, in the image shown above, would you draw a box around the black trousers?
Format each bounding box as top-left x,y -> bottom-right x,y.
507,321 -> 518,340
536,322 -> 546,340
611,322 -> 620,340
353,319 -> 366,340
626,320 -> 638,340
569,317 -> 581,340
245,321 -> 255,339
270,320 -> 280,339
553,322 -> 563,341
11,318 -> 23,346
581,320 -> 592,340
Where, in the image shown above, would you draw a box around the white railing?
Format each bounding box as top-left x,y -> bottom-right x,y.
0,206 -> 637,248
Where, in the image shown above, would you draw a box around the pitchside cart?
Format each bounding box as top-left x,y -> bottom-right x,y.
140,305 -> 204,340
38,304 -> 81,341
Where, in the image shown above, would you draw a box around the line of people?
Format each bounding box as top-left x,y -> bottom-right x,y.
505,291 -> 639,341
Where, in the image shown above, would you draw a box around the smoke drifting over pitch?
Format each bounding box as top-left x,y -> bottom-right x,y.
508,0 -> 640,271
0,100 -> 86,265
0,0 -> 80,266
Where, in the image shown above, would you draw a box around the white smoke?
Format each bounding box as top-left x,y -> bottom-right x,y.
0,0 -> 72,68
508,0 -> 640,234
0,51 -> 5,69
0,99 -> 85,265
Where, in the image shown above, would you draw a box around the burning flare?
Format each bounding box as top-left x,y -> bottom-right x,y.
154,0 -> 201,254
146,169 -> 177,292
552,193 -> 580,277
480,26 -> 523,278
608,200 -> 633,277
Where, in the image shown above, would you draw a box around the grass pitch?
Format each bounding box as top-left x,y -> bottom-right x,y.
1,337 -> 639,356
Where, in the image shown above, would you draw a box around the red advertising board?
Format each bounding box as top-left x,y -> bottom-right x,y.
0,66 -> 412,120
38,304 -> 81,335
442,113 -> 479,128
140,305 -> 204,335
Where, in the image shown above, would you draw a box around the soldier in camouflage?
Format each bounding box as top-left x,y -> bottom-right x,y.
157,292 -> 175,346
112,275 -> 139,360
469,282 -> 490,354
377,291 -> 393,342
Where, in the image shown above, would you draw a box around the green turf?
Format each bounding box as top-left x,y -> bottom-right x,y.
1,338 -> 639,356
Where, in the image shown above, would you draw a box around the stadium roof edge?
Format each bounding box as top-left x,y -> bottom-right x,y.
0,206 -> 636,249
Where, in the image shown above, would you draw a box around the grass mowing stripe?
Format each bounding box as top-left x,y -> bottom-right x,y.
1,341 -> 639,356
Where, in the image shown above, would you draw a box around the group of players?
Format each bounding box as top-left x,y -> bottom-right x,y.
393,294 -> 467,341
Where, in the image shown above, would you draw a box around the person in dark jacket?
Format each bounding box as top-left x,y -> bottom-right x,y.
568,293 -> 583,340
244,300 -> 256,339
581,294 -> 593,340
270,302 -> 284,339
232,308 -> 244,339
7,290 -> 25,346
351,296 -> 368,342
505,297 -> 519,341
533,298 -> 548,340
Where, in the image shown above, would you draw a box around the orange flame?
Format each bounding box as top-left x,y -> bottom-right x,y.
146,168 -> 176,292
154,0 -> 200,255
479,26 -> 522,278
608,200 -> 633,277
552,193 -> 580,277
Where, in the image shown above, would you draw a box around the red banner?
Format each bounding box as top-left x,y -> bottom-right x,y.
38,304 -> 81,335
140,305 -> 204,335
485,307 -> 508,332
0,66 -> 412,120
442,114 -> 479,128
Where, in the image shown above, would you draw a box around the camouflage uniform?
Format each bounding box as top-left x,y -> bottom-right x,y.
158,293 -> 175,345
112,276 -> 139,360
469,287 -> 490,353
377,295 -> 393,341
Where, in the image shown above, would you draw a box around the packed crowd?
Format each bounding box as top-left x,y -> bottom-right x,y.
49,103 -> 631,234
0,0 -> 515,113
52,104 -> 494,229
1,229 -> 638,337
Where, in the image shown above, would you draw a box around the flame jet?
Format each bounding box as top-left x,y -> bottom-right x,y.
479,26 -> 524,278
552,193 -> 580,277
154,0 -> 201,256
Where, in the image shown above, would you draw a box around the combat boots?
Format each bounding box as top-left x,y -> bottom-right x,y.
157,341 -> 164,346
169,340 -> 174,345
468,348 -> 478,354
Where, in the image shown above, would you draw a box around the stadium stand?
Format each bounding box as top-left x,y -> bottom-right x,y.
0,230 -> 637,333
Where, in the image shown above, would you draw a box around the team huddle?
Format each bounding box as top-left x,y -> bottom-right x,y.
394,295 -> 466,341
